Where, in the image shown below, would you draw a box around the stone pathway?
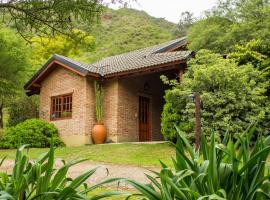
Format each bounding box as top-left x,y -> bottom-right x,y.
0,159 -> 159,189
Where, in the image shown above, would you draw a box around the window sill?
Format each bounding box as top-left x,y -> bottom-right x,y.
50,117 -> 72,121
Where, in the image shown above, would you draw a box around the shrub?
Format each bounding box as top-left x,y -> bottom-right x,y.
0,129 -> 4,140
7,95 -> 39,127
161,50 -> 270,141
0,145 -> 128,199
0,119 -> 64,148
124,124 -> 270,199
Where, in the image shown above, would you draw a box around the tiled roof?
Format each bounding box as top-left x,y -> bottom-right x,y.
25,37 -> 192,91
55,37 -> 191,76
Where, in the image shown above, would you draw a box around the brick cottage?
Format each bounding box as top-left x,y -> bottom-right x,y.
24,37 -> 193,146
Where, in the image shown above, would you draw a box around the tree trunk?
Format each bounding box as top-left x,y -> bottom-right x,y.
0,101 -> 3,129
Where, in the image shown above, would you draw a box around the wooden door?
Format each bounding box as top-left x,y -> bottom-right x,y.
139,96 -> 151,141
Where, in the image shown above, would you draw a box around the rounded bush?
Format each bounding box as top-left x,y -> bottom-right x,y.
0,119 -> 64,149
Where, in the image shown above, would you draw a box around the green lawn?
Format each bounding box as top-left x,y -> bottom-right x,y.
88,187 -> 140,200
0,142 -> 175,167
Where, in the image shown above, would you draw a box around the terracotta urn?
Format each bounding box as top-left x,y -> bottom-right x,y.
91,123 -> 106,144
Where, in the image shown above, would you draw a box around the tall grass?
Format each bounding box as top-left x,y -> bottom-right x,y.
125,124 -> 270,199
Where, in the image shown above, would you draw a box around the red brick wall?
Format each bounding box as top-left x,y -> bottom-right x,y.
39,66 -> 95,146
39,65 -> 165,145
103,79 -> 119,142
117,73 -> 164,142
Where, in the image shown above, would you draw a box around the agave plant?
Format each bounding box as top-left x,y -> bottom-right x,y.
0,145 -> 129,200
125,124 -> 270,199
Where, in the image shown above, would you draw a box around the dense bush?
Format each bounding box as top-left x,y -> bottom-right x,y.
125,124 -> 270,199
161,50 -> 270,141
0,119 -> 64,148
188,0 -> 270,79
7,95 -> 39,127
0,145 -> 127,199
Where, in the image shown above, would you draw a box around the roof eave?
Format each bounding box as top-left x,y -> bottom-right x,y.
24,54 -> 90,91
103,59 -> 188,79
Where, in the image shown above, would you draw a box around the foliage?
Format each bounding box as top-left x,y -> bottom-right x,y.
0,119 -> 64,149
80,8 -> 175,62
188,0 -> 270,53
0,0 -> 106,40
172,11 -> 196,38
228,39 -> 270,78
0,129 -> 4,140
188,16 -> 234,53
124,124 -> 270,199
0,26 -> 29,128
188,0 -> 270,76
30,29 -> 95,71
94,81 -> 103,123
161,50 -> 270,141
7,95 -> 39,127
0,145 -> 128,199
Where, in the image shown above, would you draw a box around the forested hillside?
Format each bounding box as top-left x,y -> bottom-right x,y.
78,8 -> 176,62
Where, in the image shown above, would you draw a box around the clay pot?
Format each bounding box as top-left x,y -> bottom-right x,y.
91,123 -> 106,144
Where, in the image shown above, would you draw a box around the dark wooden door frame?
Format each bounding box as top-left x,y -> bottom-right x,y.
138,94 -> 152,141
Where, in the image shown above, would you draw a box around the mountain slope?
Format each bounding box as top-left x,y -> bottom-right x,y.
79,8 -> 176,62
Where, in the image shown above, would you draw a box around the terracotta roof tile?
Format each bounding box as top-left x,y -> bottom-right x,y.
55,37 -> 191,76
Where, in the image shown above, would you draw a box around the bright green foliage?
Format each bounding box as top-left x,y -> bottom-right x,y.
0,145 -> 128,199
0,119 -> 64,149
7,96 -> 39,127
125,124 -> 270,199
94,81 -> 103,123
161,50 -> 269,141
30,29 -> 95,71
229,39 -> 270,78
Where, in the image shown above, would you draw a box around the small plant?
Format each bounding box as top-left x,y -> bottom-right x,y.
0,145 -> 129,199
124,124 -> 270,199
0,119 -> 64,149
94,81 -> 103,123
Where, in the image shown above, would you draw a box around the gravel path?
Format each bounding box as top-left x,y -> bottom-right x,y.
0,160 -> 159,189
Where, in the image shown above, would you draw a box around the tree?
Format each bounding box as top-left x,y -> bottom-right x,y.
188,0 -> 270,76
189,0 -> 270,52
7,95 -> 39,127
30,29 -> 95,71
0,0 -> 130,40
161,50 -> 269,141
173,11 -> 195,38
0,27 -> 29,128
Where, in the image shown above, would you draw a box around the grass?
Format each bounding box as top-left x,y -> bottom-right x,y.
0,142 -> 175,167
88,187 -> 141,200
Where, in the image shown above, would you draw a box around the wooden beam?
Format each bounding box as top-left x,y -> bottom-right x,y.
178,67 -> 184,82
26,60 -> 90,91
33,83 -> 41,88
